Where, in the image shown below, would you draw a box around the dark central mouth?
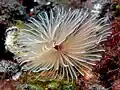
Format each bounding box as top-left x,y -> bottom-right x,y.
54,45 -> 62,51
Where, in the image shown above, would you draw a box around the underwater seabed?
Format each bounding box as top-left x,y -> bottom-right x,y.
0,0 -> 120,90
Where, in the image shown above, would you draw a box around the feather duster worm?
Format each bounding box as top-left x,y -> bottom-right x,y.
5,7 -> 110,80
